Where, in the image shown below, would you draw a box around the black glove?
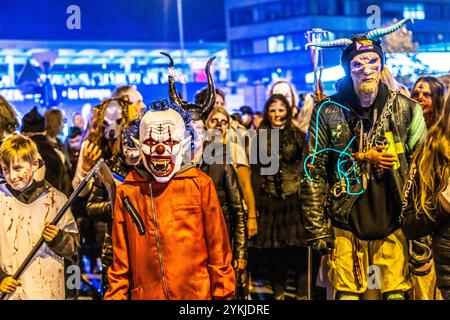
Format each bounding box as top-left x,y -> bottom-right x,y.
310,237 -> 334,255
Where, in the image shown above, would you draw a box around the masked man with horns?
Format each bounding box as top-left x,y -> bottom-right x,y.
104,99 -> 235,300
300,18 -> 426,300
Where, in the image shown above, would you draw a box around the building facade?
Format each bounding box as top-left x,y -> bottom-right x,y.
225,0 -> 450,108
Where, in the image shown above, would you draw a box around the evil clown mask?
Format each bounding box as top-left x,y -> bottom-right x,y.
350,51 -> 382,96
138,108 -> 189,183
103,100 -> 123,141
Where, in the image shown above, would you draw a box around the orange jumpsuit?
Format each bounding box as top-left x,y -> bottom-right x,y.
104,167 -> 236,300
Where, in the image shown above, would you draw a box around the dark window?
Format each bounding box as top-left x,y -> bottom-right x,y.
335,0 -> 344,15
426,3 -> 441,20
309,0 -> 319,15
344,0 -> 359,16
230,7 -> 253,26
231,40 -> 254,57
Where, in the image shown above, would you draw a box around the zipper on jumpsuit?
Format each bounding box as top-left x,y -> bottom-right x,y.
149,182 -> 170,299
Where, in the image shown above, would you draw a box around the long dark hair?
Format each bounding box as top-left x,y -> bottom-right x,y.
412,76 -> 447,125
0,95 -> 19,137
410,92 -> 450,220
260,94 -> 292,130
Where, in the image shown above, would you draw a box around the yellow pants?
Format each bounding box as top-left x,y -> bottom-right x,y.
328,227 -> 411,295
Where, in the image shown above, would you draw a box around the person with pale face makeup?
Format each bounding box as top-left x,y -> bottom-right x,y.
206,107 -> 258,240
301,20 -> 427,300
252,94 -> 308,299
201,109 -> 249,299
112,85 -> 146,119
72,96 -> 139,191
269,80 -> 302,129
0,135 -> 79,300
411,76 -> 447,129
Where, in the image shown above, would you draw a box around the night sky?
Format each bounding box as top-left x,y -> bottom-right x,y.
0,0 -> 226,42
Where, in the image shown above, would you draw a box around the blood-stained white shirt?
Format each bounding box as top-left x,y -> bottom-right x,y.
0,183 -> 78,300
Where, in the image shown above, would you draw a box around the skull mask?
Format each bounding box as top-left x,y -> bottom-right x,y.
103,100 -> 123,141
137,108 -> 189,183
349,51 -> 382,96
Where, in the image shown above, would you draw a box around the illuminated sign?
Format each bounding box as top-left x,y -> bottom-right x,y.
61,87 -> 112,100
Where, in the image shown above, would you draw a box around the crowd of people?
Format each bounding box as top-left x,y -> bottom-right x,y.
0,18 -> 450,300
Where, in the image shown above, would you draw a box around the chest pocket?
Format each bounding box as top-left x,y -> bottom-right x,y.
123,196 -> 146,235
171,196 -> 203,243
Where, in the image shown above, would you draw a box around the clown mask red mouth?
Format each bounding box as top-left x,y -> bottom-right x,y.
146,154 -> 174,177
138,107 -> 189,184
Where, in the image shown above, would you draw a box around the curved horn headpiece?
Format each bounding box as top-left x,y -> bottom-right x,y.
160,51 -> 185,107
365,18 -> 414,41
305,38 -> 353,49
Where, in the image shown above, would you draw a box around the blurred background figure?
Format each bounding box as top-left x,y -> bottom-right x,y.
253,111 -> 263,130
45,108 -> 72,196
111,85 -> 146,119
231,112 -> 244,126
65,126 -> 82,179
0,95 -> 20,143
72,112 -> 85,132
239,106 -> 255,130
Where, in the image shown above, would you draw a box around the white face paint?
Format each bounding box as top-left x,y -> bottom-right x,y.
139,109 -> 188,183
272,82 -> 293,106
103,101 -> 123,141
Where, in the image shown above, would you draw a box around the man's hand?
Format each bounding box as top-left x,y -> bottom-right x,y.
247,218 -> 258,238
354,146 -> 396,169
310,237 -> 335,256
81,141 -> 102,172
42,222 -> 60,242
0,277 -> 21,294
233,259 -> 247,271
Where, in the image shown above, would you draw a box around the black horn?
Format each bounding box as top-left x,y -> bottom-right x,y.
160,51 -> 186,108
200,56 -> 216,121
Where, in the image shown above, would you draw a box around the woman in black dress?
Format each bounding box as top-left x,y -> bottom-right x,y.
251,94 -> 307,299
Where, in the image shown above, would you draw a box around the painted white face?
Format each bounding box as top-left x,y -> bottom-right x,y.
139,109 -> 188,183
272,82 -> 293,106
103,101 -> 123,140
350,52 -> 382,95
126,89 -> 145,118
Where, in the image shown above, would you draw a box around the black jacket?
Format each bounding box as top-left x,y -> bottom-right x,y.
201,160 -> 247,261
31,134 -> 71,196
401,168 -> 450,289
86,156 -> 134,268
300,80 -> 426,242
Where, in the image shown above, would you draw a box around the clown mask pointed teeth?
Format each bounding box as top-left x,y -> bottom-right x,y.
139,105 -> 189,183
148,155 -> 174,177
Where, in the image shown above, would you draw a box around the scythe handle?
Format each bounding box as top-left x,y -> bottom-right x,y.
0,158 -> 104,300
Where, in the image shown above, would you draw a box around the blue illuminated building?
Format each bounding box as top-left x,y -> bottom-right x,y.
225,0 -> 450,101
